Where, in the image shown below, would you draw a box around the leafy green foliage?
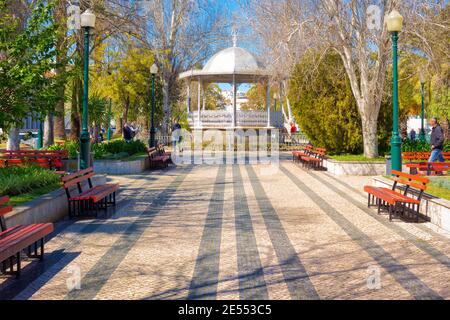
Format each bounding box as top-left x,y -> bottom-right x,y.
92,140 -> 147,160
0,0 -> 60,131
46,141 -> 80,159
0,166 -> 60,196
402,140 -> 450,152
289,52 -> 363,155
48,139 -> 147,160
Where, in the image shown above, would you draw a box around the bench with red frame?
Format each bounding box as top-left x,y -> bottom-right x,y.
402,151 -> 450,162
0,196 -> 53,278
292,144 -> 313,163
300,147 -> 327,170
148,145 -> 170,169
0,149 -> 68,173
62,168 -> 119,218
405,162 -> 450,176
364,170 -> 429,222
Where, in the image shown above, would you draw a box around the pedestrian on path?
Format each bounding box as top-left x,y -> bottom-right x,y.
428,118 -> 445,163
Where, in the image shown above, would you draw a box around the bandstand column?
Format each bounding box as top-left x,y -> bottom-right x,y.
232,74 -> 237,128
202,82 -> 206,111
266,82 -> 271,127
187,80 -> 191,114
197,77 -> 201,127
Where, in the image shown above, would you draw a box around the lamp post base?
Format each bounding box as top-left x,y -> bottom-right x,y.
390,134 -> 402,173
79,132 -> 90,170
419,130 -> 426,142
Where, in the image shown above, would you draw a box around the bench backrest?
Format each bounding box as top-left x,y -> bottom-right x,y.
61,167 -> 95,192
314,148 -> 327,157
0,196 -> 13,231
391,170 -> 429,199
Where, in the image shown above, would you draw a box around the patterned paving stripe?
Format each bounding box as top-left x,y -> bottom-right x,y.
65,166 -> 193,300
322,171 -> 450,242
3,176 -> 154,300
280,165 -> 443,300
232,165 -> 269,300
188,166 -> 226,300
245,166 -> 320,300
306,170 -> 450,269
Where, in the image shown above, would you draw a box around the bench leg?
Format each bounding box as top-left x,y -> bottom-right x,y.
16,252 -> 21,278
377,199 -> 381,215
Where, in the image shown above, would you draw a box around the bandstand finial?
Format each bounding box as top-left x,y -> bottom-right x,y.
232,27 -> 238,47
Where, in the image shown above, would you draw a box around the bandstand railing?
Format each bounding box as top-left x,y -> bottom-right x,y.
188,110 -> 283,128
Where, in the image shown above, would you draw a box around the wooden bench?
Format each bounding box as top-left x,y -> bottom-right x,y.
148,146 -> 170,169
406,162 -> 450,176
292,144 -> 313,163
0,196 -> 53,278
300,147 -> 327,170
62,168 -> 119,218
402,151 -> 450,163
364,170 -> 429,222
0,149 -> 68,172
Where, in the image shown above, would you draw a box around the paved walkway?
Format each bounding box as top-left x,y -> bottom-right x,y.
1,161 -> 450,300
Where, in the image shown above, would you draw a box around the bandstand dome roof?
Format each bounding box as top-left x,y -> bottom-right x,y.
179,46 -> 269,83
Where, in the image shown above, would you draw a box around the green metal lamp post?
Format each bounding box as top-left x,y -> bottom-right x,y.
79,9 -> 96,169
419,71 -> 427,142
386,10 -> 404,173
107,98 -> 112,141
36,119 -> 43,149
149,63 -> 158,148
273,93 -> 278,112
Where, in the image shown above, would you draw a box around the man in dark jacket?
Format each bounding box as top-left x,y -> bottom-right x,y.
428,118 -> 445,163
123,123 -> 133,142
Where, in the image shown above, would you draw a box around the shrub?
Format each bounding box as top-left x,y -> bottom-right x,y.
46,141 -> 79,159
402,140 -> 450,152
0,166 -> 60,196
47,139 -> 147,160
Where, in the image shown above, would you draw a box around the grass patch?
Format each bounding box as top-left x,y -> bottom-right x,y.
0,166 -> 60,197
8,182 -> 61,207
330,154 -> 386,162
384,175 -> 450,201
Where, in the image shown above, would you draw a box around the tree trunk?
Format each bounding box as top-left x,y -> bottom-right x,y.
70,78 -> 81,141
441,118 -> 450,141
162,77 -> 171,135
7,128 -> 20,150
116,117 -> 123,136
361,114 -> 379,158
44,114 -> 54,147
54,0 -> 67,140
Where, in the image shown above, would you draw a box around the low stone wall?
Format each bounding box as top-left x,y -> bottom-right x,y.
372,177 -> 450,233
93,157 -> 150,175
4,175 -> 107,228
324,159 -> 386,176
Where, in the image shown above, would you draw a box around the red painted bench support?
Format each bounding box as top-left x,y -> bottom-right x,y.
0,196 -> 53,278
364,171 -> 429,222
62,168 -> 119,218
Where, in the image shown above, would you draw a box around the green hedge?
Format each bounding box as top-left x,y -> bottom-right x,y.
0,166 -> 60,196
402,140 -> 450,152
47,139 -> 147,160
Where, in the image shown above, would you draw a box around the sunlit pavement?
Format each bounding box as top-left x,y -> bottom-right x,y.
1,159 -> 450,300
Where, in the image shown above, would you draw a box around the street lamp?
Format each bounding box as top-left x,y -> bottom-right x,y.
419,70 -> 427,142
149,63 -> 158,148
273,93 -> 278,112
79,9 -> 96,169
386,9 -> 403,172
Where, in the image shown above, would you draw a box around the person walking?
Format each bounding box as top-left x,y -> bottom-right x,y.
123,123 -> 133,143
409,129 -> 416,141
428,118 -> 445,163
172,121 -> 182,152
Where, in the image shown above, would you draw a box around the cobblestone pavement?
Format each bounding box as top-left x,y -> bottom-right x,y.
1,161 -> 450,300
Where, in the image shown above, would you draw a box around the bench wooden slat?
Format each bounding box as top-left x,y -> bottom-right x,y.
63,172 -> 95,189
